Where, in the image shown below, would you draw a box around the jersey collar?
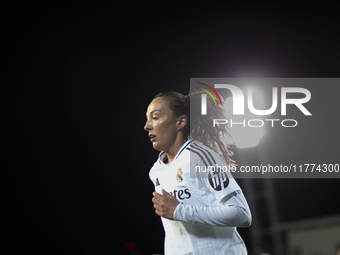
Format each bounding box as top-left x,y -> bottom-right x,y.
158,139 -> 194,165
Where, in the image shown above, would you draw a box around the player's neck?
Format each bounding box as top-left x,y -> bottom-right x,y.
164,134 -> 186,164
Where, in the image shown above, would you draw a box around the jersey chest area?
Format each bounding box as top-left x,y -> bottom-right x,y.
151,161 -> 192,201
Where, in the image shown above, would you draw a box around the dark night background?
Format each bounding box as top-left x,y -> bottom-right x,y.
2,2 -> 340,255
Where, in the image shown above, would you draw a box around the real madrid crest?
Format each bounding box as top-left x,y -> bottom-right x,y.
176,168 -> 183,183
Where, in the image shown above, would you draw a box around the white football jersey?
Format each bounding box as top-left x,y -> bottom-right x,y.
149,139 -> 249,255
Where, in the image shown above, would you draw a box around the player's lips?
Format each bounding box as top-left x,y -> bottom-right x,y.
149,134 -> 156,142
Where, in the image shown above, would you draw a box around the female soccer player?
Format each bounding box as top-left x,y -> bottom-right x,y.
144,91 -> 251,255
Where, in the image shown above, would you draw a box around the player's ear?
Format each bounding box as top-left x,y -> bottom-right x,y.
177,115 -> 187,131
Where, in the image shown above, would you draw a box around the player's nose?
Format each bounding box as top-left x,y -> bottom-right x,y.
144,120 -> 152,131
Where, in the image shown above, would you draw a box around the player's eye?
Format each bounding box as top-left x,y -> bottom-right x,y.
153,117 -> 159,120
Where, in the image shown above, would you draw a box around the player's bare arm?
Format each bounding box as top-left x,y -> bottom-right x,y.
152,189 -> 180,220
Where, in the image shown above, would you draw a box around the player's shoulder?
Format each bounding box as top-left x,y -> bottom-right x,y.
187,140 -> 225,166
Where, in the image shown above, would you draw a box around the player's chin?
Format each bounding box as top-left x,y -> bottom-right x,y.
152,141 -> 162,151
151,140 -> 158,149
